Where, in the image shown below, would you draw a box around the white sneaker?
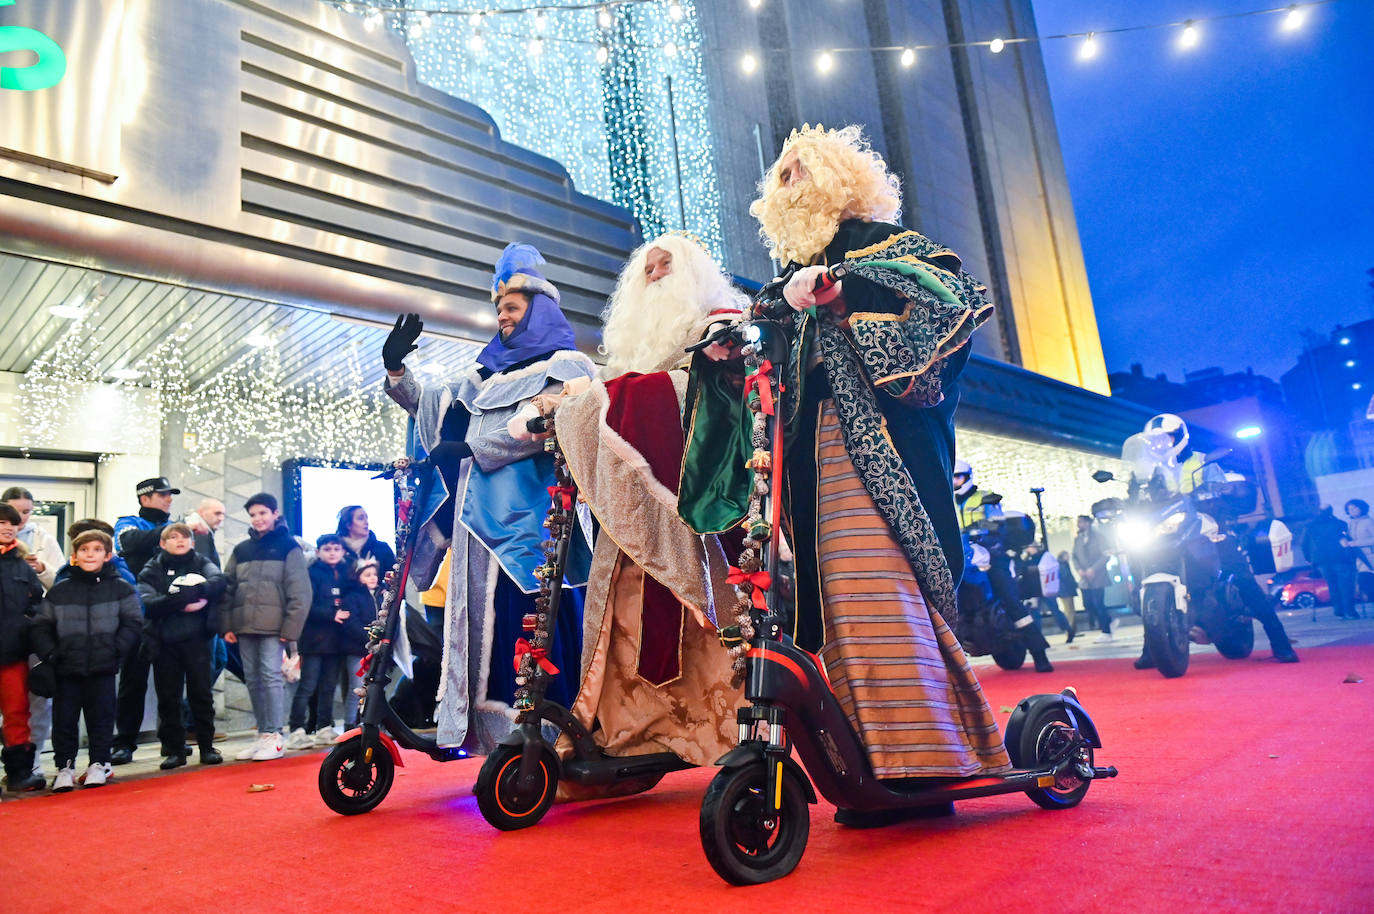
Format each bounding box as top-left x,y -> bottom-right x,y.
1093,632 -> 1114,644
235,735 -> 265,761
313,726 -> 339,746
285,728 -> 314,750
251,732 -> 285,761
52,766 -> 76,793
82,762 -> 111,787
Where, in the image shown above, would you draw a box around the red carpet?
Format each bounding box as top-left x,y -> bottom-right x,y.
6,644 -> 1372,914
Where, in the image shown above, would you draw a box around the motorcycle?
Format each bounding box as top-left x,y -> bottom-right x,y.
1090,453 -> 1258,678
695,269 -> 1117,885
959,513 -> 1054,672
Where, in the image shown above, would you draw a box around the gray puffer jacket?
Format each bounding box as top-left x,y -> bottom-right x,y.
221,522 -> 310,640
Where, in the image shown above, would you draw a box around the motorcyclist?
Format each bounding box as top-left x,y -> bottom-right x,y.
954,460 -> 1003,531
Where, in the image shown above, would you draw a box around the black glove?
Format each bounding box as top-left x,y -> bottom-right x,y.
176,583 -> 205,604
28,658 -> 56,698
382,314 -> 424,371
428,439 -> 473,476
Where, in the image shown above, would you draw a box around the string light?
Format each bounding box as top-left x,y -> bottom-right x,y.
1078,32 -> 1098,60
740,50 -> 757,73
597,6 -> 612,28
468,11 -> 483,27
899,47 -> 915,67
668,1 -> 683,21
747,0 -> 762,9
467,29 -> 484,52
1282,4 -> 1306,30
1179,20 -> 1199,49
664,40 -> 678,57
390,0 -> 724,261
528,35 -> 544,55
816,50 -> 834,74
989,37 -> 1005,53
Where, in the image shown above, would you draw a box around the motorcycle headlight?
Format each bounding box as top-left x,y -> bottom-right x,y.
1116,517 -> 1156,551
1155,512 -> 1187,537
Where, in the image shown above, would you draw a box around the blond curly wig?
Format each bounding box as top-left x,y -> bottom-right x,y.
750,124 -> 902,265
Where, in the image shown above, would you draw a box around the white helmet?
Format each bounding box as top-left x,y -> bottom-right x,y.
953,459 -> 973,477
1144,413 -> 1189,451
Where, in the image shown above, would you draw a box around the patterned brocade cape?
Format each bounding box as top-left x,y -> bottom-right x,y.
679,219 -> 1010,777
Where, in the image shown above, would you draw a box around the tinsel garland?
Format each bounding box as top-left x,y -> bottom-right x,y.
716,343 -> 775,687
512,415 -> 571,716
356,457 -> 420,708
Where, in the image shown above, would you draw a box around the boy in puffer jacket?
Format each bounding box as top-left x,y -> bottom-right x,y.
286,534 -> 349,749
137,524 -> 228,770
30,529 -> 142,792
0,502 -> 46,793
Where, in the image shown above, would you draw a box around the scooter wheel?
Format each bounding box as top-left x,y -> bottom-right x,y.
318,735 -> 395,815
1018,707 -> 1093,811
475,743 -> 559,831
699,762 -> 810,885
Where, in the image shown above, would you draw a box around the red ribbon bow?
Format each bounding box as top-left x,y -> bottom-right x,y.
355,653 -> 373,677
547,485 -> 575,510
397,501 -> 411,525
726,566 -> 772,610
743,359 -> 775,416
514,638 -> 560,675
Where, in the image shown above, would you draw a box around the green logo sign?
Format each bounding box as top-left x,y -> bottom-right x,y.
0,0 -> 68,91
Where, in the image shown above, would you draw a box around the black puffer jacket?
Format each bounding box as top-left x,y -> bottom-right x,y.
137,548 -> 228,644
299,560 -> 348,655
0,545 -> 44,665
339,583 -> 380,656
31,563 -> 142,676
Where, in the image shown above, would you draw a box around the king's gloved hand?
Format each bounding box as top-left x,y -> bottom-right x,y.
383,313 -> 424,372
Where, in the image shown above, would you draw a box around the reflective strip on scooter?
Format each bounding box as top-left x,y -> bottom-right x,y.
1038,774 -> 1056,787
775,761 -> 784,810
1013,615 -> 1035,629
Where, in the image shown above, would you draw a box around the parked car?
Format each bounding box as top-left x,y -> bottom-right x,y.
1265,566 -> 1330,608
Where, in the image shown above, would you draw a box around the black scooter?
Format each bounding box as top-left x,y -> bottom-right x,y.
318,457 -> 469,815
696,274 -> 1117,885
471,409 -> 696,830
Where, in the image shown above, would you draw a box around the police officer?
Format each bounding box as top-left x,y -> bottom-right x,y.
954,460 -> 1003,531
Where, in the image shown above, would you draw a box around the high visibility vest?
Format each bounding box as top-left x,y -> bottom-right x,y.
958,488 -> 1002,530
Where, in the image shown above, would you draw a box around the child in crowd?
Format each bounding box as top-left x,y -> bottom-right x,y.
137,524 -> 228,770
0,502 -> 46,793
222,493 -> 310,762
287,534 -> 349,749
30,529 -> 141,792
339,558 -> 381,729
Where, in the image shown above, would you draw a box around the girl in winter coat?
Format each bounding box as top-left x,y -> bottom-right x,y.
29,529 -> 142,792
286,534 -> 350,749
339,558 -> 381,729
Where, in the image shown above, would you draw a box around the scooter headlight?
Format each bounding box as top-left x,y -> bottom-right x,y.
1116,517 -> 1156,551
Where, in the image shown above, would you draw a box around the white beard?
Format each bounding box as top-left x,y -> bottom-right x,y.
600,271 -> 711,377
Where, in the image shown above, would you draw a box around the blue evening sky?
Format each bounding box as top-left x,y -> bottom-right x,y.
1030,0 -> 1374,383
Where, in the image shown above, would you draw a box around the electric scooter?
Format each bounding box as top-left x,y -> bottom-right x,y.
318,457 -> 470,815
470,409 -> 697,830
695,272 -> 1118,885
